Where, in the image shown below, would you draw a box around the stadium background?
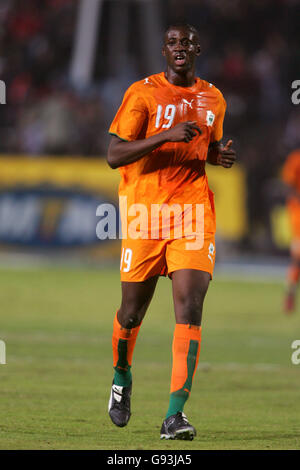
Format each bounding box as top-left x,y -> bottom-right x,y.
0,0 -> 300,451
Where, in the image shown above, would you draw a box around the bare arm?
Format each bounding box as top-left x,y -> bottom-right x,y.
107,121 -> 201,169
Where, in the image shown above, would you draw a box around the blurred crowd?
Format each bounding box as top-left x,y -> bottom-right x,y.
0,0 -> 299,249
0,0 -> 107,155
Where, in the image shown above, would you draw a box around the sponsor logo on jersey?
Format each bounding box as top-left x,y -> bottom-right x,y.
182,98 -> 194,109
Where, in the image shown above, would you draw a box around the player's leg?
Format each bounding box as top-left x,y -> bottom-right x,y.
109,236 -> 167,427
163,270 -> 209,432
284,249 -> 300,313
160,231 -> 214,439
284,212 -> 300,313
172,268 -> 210,325
114,236 -> 165,385
161,269 -> 210,439
113,276 -> 159,385
109,275 -> 159,427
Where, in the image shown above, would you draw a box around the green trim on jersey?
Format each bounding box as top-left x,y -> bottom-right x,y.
109,132 -> 129,142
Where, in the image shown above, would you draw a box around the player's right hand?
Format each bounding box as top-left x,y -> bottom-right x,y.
165,121 -> 202,143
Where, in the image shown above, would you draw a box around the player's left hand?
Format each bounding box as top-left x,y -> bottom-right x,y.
217,139 -> 236,168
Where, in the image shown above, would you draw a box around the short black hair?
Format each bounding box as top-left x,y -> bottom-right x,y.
164,23 -> 200,43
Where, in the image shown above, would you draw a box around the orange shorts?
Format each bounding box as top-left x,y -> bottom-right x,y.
120,233 -> 216,282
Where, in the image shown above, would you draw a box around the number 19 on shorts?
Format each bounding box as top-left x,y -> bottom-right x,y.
120,248 -> 133,272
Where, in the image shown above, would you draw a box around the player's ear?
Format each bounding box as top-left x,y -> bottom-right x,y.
162,46 -> 166,57
195,44 -> 201,56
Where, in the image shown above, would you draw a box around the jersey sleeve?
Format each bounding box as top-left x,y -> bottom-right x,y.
210,92 -> 226,143
109,84 -> 148,142
282,151 -> 300,187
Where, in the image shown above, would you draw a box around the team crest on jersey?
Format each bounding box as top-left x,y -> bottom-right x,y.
144,78 -> 151,85
206,110 -> 215,127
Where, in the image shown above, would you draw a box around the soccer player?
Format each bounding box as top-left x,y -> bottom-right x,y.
282,149 -> 300,313
106,23 -> 236,440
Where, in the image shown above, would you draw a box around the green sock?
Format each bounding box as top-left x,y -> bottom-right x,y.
166,339 -> 199,418
113,338 -> 132,387
166,390 -> 189,418
114,366 -> 132,388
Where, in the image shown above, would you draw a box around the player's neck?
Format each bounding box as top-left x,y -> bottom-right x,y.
164,68 -> 196,87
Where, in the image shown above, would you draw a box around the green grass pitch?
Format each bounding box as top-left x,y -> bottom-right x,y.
0,266 -> 299,450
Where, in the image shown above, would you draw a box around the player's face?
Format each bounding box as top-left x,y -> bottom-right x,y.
162,28 -> 201,74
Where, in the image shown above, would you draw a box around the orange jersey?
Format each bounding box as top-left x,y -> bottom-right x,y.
282,149 -> 300,239
282,149 -> 300,196
109,72 -> 226,239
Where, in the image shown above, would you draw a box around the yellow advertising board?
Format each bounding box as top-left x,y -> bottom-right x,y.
206,164 -> 248,240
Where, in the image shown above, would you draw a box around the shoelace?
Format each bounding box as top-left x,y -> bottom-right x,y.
176,412 -> 189,425
113,388 -> 130,410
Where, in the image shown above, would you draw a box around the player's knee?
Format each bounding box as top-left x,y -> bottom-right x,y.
176,294 -> 206,325
118,303 -> 146,328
